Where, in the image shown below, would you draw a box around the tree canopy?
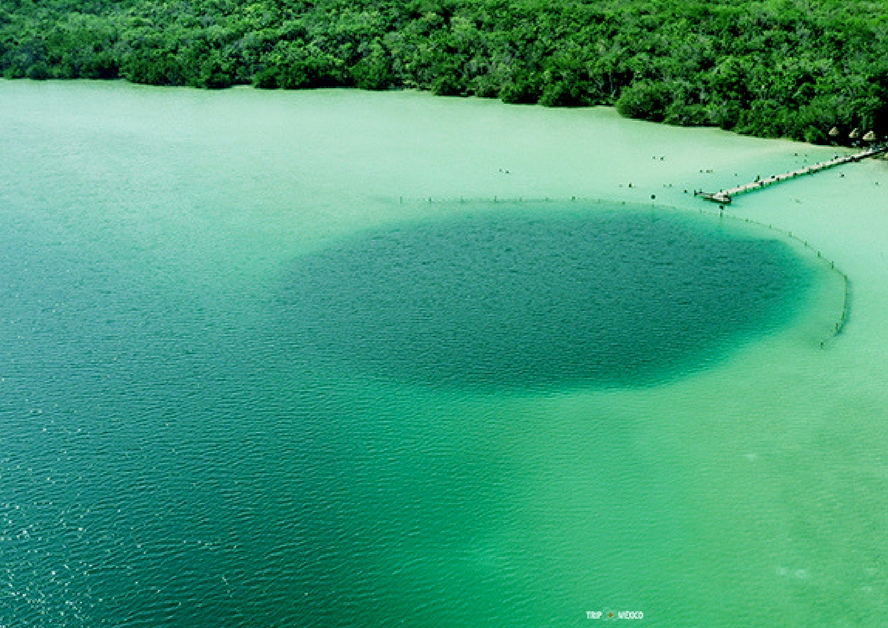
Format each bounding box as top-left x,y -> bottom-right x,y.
3,0 -> 887,142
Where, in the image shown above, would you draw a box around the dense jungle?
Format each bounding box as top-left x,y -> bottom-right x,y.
2,0 -> 887,142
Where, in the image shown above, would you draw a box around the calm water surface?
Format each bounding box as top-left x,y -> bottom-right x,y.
1,81 -> 886,627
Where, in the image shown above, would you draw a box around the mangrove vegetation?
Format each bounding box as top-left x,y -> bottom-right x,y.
2,0 -> 888,142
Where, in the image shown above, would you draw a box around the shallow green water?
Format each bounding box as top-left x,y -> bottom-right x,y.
1,81 -> 886,627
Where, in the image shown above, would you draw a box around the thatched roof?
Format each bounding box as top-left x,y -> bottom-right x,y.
829,126 -> 840,137
863,130 -> 876,142
849,127 -> 860,139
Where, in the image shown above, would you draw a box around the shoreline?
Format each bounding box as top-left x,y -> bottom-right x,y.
2,76 -> 880,153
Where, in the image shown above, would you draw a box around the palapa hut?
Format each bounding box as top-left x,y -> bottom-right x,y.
849,127 -> 860,139
863,130 -> 877,142
829,126 -> 840,138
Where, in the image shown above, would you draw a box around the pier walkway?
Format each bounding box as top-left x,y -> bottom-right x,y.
697,143 -> 888,204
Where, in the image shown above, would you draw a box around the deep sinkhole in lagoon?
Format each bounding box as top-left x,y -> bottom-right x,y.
279,201 -> 814,390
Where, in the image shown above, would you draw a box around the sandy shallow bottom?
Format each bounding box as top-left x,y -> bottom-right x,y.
1,81 -> 886,626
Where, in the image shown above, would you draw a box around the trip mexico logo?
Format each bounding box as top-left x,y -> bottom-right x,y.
586,609 -> 644,620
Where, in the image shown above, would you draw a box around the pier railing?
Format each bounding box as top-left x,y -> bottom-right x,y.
698,143 -> 888,204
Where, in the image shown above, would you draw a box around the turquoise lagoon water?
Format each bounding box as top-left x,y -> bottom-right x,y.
1,81 -> 886,626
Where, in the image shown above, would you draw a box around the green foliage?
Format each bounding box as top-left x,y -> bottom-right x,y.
350,40 -> 392,90
616,81 -> 672,122
2,0 -> 888,143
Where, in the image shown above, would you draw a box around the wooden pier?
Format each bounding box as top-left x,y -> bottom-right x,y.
697,143 -> 888,204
